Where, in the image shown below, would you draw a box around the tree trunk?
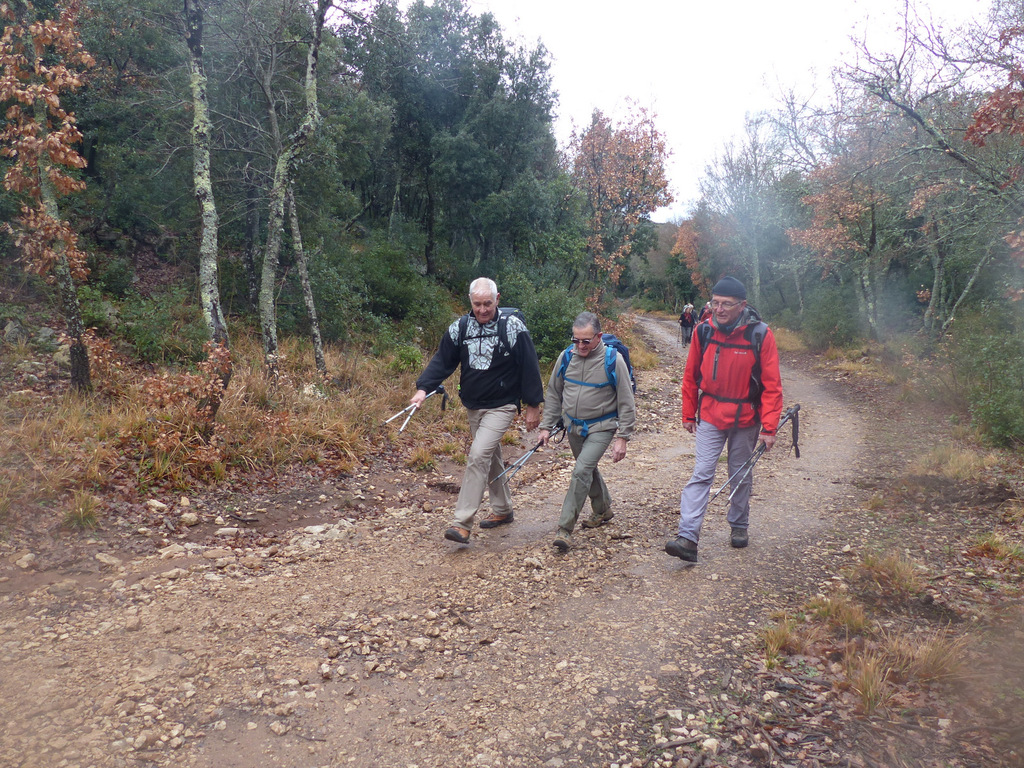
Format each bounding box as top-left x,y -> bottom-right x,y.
185,0 -> 232,417
287,187 -> 326,377
52,251 -> 91,393
258,0 -> 330,376
243,175 -> 261,312
424,169 -> 436,275
35,103 -> 90,393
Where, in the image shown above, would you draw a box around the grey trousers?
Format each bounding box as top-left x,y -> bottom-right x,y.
677,420 -> 760,543
558,430 -> 614,533
452,404 -> 517,529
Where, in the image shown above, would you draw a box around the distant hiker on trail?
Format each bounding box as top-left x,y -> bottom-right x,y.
537,312 -> 636,552
679,302 -> 695,345
666,276 -> 783,563
411,277 -> 544,545
698,301 -> 712,324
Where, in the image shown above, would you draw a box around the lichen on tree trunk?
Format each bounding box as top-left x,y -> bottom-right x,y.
185,0 -> 232,416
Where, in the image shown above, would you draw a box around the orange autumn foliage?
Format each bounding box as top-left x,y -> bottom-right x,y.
0,0 -> 94,281
569,107 -> 672,305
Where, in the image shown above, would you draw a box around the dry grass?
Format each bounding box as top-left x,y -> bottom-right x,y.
969,531 -> 1023,561
761,614 -> 817,669
881,629 -> 969,684
771,327 -> 807,354
908,443 -> 1000,481
866,493 -> 886,511
805,595 -> 870,633
847,651 -> 894,715
856,551 -> 925,594
0,324 -> 455,519
63,490 -> 101,530
406,446 -> 437,471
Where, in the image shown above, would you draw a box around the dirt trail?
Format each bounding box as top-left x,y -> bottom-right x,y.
0,317 -> 876,768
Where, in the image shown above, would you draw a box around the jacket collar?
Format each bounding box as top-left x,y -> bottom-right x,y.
712,305 -> 761,335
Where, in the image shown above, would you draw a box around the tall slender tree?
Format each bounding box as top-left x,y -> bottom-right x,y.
1,0 -> 94,391
257,0 -> 330,377
183,0 -> 231,417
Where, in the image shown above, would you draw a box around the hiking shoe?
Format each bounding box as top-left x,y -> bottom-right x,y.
581,510 -> 615,529
479,512 -> 514,529
444,526 -> 470,544
553,528 -> 573,552
730,527 -> 749,548
665,536 -> 698,562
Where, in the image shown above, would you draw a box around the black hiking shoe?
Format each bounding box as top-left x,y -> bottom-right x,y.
730,527 -> 749,548
553,528 -> 573,552
665,536 -> 698,562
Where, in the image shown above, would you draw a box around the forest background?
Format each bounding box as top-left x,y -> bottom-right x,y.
1,0 -> 1024,521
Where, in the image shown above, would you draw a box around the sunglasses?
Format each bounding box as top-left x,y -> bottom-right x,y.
571,335 -> 597,346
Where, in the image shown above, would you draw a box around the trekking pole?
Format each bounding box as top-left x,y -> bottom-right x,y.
383,385 -> 447,433
708,404 -> 801,505
495,423 -> 566,484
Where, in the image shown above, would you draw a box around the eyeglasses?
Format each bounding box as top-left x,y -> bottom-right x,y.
571,335 -> 597,346
710,300 -> 742,310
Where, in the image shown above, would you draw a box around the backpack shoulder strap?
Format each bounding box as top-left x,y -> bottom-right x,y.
604,345 -> 618,388
697,321 -> 713,349
557,346 -> 574,380
498,311 -> 510,350
457,314 -> 470,347
745,322 -> 767,361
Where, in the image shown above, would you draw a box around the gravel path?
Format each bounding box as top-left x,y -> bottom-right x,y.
0,316 -> 876,768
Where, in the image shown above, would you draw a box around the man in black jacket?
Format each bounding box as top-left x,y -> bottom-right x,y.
411,278 -> 544,544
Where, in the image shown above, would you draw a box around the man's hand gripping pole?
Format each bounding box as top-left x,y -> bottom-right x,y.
383,385 -> 448,433
495,423 -> 566,485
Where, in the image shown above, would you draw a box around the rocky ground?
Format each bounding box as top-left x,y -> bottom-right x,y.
0,316 -> 1014,768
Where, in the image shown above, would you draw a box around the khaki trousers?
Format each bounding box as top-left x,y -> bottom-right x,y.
558,430 -> 614,533
452,404 -> 517,528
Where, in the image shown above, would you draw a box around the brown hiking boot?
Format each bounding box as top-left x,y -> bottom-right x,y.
581,510 -> 614,529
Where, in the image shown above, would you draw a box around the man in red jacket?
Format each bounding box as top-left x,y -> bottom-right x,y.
666,276 -> 783,563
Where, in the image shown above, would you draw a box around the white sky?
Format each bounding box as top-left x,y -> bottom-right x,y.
461,0 -> 992,221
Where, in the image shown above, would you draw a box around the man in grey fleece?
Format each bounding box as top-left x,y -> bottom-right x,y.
537,312 -> 636,551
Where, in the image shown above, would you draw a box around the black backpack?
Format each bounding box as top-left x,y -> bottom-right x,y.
456,307 -> 526,357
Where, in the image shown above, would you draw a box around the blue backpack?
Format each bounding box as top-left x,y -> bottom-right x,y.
556,333 -> 636,393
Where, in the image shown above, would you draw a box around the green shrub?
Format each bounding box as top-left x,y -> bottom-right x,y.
92,257 -> 135,299
388,344 -> 423,373
497,269 -> 585,361
801,285 -> 859,351
948,308 -> 1024,447
119,287 -> 208,363
78,285 -> 119,333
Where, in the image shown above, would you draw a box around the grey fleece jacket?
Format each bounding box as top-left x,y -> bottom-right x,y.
539,338 -> 636,440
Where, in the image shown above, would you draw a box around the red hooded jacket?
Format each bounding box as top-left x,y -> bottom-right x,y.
681,310 -> 783,435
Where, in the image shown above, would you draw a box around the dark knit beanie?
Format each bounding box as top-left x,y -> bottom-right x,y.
712,276 -> 746,300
